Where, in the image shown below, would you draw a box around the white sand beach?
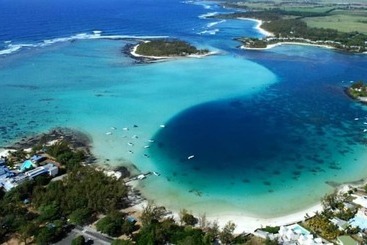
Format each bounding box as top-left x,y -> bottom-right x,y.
0,148 -> 15,158
125,196 -> 323,233
241,41 -> 336,51
208,203 -> 323,233
238,18 -> 274,37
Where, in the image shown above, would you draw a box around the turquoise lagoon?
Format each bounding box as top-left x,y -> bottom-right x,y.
1,39 -> 367,218
1,0 -> 367,218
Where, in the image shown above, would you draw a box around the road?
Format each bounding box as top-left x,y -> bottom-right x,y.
53,226 -> 113,245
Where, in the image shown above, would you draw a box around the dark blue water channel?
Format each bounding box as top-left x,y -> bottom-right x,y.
150,46 -> 367,192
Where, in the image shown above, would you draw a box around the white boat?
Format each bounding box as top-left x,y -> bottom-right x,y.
105,132 -> 112,135
132,135 -> 138,139
187,155 -> 195,160
144,145 -> 150,148
153,171 -> 160,176
137,174 -> 146,180
355,118 -> 359,121
363,129 -> 367,133
123,127 -> 129,131
148,139 -> 155,143
127,142 -> 134,146
111,127 -> 117,130
160,124 -> 165,128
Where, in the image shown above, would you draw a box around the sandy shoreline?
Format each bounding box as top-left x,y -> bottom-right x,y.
238,18 -> 274,37
237,18 -> 339,51
241,41 -> 336,51
207,203 -> 323,233
0,129 -> 365,235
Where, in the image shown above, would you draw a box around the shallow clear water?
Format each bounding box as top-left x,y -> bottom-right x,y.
1,0 -> 367,217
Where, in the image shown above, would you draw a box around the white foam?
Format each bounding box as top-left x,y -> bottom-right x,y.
198,29 -> 219,35
206,20 -> 226,28
182,0 -> 212,9
198,12 -> 218,19
0,31 -> 169,56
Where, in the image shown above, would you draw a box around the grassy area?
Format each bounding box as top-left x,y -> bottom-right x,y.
225,0 -> 367,34
304,13 -> 367,34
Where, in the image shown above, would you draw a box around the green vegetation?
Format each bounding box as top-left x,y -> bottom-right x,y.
0,136 -> 252,245
303,190 -> 362,242
96,211 -> 136,237
0,137 -> 128,244
347,81 -> 367,99
304,213 -> 341,240
261,226 -> 280,234
135,39 -> 209,57
304,12 -> 367,35
215,3 -> 367,52
71,235 -> 85,245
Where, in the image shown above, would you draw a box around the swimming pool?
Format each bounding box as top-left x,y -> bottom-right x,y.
289,224 -> 311,236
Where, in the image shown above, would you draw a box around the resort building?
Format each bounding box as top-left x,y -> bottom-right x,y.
348,208 -> 367,231
277,224 -> 333,245
19,154 -> 47,172
351,194 -> 367,208
330,217 -> 349,231
0,163 -> 58,191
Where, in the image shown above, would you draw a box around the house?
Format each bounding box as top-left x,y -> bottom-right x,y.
343,202 -> 357,211
25,163 -> 58,179
330,217 -> 349,230
30,154 -> 47,164
352,194 -> 367,208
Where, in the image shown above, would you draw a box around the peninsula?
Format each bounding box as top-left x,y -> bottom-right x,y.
213,2 -> 367,53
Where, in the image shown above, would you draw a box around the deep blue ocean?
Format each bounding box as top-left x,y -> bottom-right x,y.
1,0 -> 367,218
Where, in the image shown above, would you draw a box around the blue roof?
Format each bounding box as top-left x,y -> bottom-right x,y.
0,165 -> 11,177
30,155 -> 46,163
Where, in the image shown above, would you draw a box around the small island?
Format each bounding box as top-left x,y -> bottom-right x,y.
347,81 -> 367,103
129,39 -> 211,62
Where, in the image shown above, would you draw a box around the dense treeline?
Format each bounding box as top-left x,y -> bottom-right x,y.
261,18 -> 367,49
109,203 -> 253,245
214,10 -> 281,21
224,9 -> 367,52
0,138 -> 277,245
0,166 -> 128,244
0,139 -> 128,244
135,39 -> 209,57
213,8 -> 330,21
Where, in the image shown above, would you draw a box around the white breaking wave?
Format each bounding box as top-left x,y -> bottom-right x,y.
207,20 -> 226,28
199,12 -> 219,19
198,29 -> 219,35
0,31 -> 169,56
182,0 -> 212,9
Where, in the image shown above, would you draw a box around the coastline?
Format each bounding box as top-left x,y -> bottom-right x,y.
2,128 -> 367,235
240,41 -> 335,51
238,18 -> 274,37
208,203 -> 323,233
